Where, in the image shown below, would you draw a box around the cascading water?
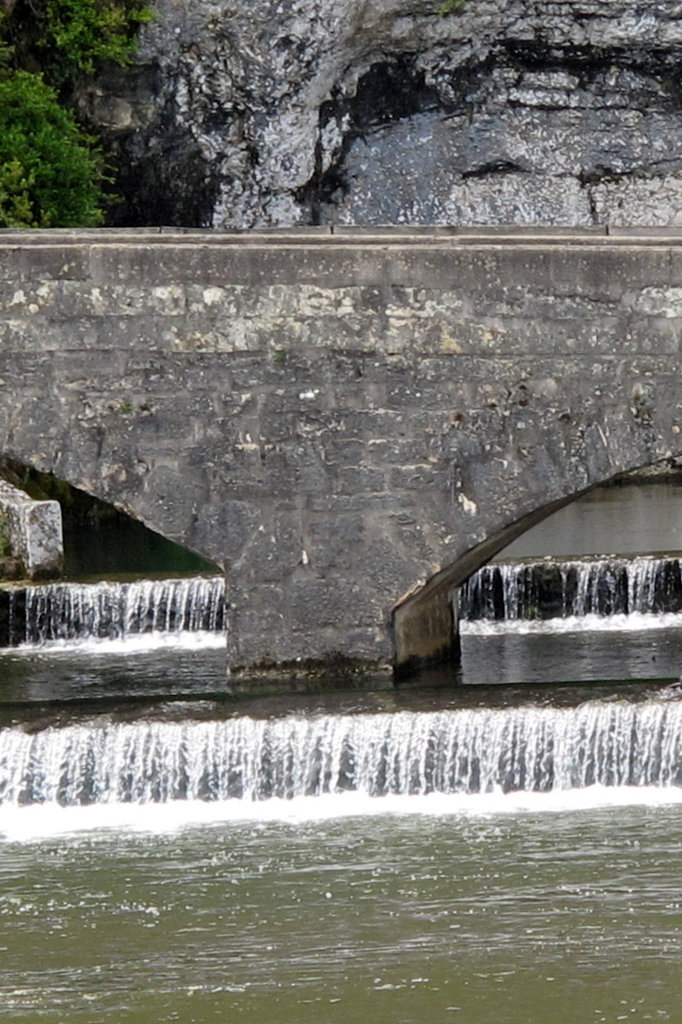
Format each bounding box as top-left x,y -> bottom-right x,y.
0,528 -> 679,818
459,555 -> 682,629
2,576 -> 226,648
2,700 -> 681,807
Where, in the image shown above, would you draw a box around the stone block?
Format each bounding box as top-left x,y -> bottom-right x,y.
0,481 -> 63,579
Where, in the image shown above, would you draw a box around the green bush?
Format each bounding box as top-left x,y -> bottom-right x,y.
0,0 -> 153,227
2,0 -> 153,89
0,70 -> 105,226
36,0 -> 154,89
0,159 -> 35,227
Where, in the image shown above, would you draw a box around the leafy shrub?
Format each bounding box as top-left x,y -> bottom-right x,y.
0,159 -> 36,227
36,0 -> 154,89
0,70 -> 105,226
2,0 -> 153,90
0,0 -> 153,227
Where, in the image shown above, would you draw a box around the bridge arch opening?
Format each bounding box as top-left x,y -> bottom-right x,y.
0,457 -> 228,696
393,458 -> 682,683
0,457 -> 221,580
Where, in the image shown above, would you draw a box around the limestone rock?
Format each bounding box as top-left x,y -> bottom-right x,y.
76,0 -> 682,228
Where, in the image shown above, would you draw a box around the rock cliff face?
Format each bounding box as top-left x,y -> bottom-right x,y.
77,0 -> 682,229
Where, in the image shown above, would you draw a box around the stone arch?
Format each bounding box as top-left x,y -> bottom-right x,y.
393,451 -> 682,679
4,228 -> 682,684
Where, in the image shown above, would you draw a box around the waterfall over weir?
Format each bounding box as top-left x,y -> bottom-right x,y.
459,555 -> 682,625
2,700 -> 682,807
0,577 -> 226,648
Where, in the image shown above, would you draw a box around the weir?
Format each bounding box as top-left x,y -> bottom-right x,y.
0,543 -> 680,812
459,554 -> 682,624
0,577 -> 226,647
1,698 -> 681,806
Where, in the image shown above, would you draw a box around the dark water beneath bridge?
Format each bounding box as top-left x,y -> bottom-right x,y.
2,480 -> 682,1022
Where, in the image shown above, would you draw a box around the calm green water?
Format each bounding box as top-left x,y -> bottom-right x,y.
500,478 -> 682,558
1,804 -> 681,1023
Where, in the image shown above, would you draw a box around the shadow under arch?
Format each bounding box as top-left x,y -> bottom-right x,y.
0,456 -> 221,580
392,457 -> 682,680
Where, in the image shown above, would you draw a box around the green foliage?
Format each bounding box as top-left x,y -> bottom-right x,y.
0,70 -> 105,226
0,34 -> 11,68
0,158 -> 36,227
36,0 -> 154,90
0,516 -> 10,559
0,0 -> 153,228
438,0 -> 465,13
2,0 -> 153,90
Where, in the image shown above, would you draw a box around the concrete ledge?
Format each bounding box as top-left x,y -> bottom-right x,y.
0,481 -> 63,580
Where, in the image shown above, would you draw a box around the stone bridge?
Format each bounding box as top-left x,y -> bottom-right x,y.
2,227 -> 682,684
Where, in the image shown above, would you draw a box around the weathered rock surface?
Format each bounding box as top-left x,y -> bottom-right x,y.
76,0 -> 682,229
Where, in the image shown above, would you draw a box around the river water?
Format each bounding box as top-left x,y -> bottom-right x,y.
1,479 -> 682,1023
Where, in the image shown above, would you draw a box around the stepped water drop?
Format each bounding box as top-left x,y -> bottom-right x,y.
1,700 -> 681,807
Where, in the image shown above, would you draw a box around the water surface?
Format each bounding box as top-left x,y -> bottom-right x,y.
1,805 -> 680,1023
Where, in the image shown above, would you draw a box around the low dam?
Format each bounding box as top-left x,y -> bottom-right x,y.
3,226 -> 682,678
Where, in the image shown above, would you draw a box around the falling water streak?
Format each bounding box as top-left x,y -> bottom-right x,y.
17,577 -> 226,647
459,555 -> 682,624
1,701 -> 681,807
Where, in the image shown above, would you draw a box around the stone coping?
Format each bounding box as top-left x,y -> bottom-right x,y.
4,226 -> 682,248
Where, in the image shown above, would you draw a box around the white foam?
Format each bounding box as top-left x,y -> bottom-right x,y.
2,785 -> 681,842
461,611 -> 682,636
9,631 -> 226,656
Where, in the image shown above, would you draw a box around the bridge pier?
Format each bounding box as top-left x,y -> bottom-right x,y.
392,581 -> 461,680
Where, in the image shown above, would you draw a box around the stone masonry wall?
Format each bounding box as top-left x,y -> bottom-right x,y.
1,228 -> 682,681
